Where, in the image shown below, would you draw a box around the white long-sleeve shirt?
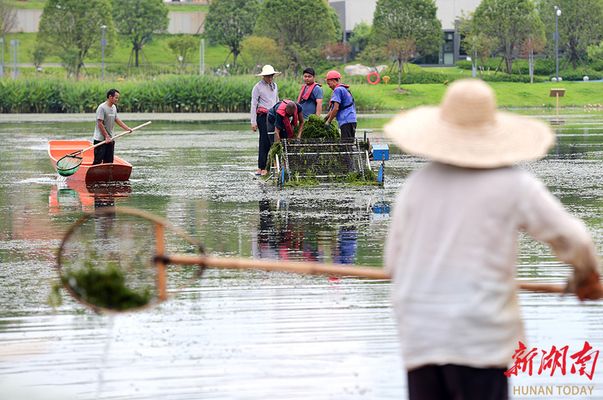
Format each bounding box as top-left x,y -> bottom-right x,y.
384,162 -> 600,370
250,80 -> 279,126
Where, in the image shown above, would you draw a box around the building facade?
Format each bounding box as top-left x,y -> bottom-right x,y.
328,0 -> 482,65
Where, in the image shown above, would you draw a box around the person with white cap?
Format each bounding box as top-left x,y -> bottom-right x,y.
250,64 -> 280,176
383,79 -> 602,400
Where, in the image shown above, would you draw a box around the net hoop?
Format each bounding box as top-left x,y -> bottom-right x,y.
57,206 -> 206,314
56,154 -> 83,177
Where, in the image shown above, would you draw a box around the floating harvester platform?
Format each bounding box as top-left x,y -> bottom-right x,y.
271,137 -> 387,187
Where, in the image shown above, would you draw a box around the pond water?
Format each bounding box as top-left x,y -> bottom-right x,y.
0,112 -> 602,399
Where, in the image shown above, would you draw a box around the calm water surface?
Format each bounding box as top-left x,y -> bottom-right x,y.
0,112 -> 602,399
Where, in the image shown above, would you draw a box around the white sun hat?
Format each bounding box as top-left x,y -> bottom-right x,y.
256,64 -> 281,76
383,79 -> 555,168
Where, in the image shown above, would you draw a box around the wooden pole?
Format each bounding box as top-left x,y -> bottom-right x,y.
155,223 -> 167,301
159,254 -> 566,294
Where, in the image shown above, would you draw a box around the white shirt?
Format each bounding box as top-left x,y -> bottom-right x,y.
250,80 -> 278,125
384,162 -> 600,370
93,101 -> 117,141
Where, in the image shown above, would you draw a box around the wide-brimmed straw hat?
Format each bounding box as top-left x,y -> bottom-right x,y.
383,79 -> 555,168
256,65 -> 281,76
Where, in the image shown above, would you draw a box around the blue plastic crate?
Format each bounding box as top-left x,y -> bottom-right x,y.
372,144 -> 389,161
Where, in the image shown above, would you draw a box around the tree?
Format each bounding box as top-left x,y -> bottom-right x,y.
0,0 -> 16,37
204,0 -> 260,68
459,14 -> 498,77
0,0 -> 16,76
372,0 -> 442,87
239,36 -> 287,73
37,0 -> 115,79
537,0 -> 603,68
113,0 -> 168,68
348,22 -> 372,57
167,35 -> 198,73
255,0 -> 339,73
520,31 -> 546,83
472,0 -> 544,74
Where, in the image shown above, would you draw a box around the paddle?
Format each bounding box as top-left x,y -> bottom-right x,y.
56,207 -> 585,314
55,121 -> 152,177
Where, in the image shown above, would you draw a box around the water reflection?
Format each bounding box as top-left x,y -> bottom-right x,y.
252,198 -> 383,265
49,181 -> 132,213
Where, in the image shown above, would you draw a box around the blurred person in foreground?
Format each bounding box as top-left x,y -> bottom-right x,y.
383,79 -> 602,400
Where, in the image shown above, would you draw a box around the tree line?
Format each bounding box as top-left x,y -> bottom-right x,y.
1,0 -> 603,83
205,0 -> 603,85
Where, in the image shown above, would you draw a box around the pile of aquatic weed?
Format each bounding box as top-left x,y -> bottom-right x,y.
51,260 -> 153,311
302,115 -> 340,139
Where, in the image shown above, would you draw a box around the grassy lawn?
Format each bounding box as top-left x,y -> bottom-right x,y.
7,0 -> 45,9
351,81 -> 603,110
1,32 -> 229,70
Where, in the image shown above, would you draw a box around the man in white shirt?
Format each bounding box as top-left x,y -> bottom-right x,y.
250,65 -> 280,176
93,89 -> 132,165
383,79 -> 602,400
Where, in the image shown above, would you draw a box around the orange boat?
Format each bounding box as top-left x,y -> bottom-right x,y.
48,140 -> 132,183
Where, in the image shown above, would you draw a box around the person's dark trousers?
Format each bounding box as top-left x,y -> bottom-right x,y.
407,364 -> 508,400
257,113 -> 273,170
93,140 -> 115,165
340,122 -> 357,141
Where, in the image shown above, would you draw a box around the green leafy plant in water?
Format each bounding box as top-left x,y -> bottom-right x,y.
267,141 -> 283,166
60,260 -> 153,311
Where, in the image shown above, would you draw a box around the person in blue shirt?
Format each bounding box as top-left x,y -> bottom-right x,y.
297,67 -> 323,119
324,70 -> 357,141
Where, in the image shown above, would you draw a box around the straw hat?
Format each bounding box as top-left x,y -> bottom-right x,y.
383,79 -> 555,168
256,65 -> 281,76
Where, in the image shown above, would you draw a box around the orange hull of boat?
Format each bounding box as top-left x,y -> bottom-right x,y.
48,140 -> 132,183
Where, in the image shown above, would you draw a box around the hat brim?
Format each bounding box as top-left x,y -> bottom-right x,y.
256,71 -> 282,76
384,107 -> 555,168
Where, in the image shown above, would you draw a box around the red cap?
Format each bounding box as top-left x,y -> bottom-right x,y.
325,70 -> 341,80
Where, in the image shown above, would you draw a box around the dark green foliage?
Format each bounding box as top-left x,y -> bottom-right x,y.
372,0 -> 442,87
559,69 -> 602,81
254,0 -> 339,72
472,0 -> 544,74
302,115 -> 339,139
205,0 -> 260,66
456,59 -> 599,81
457,59 -> 556,76
113,0 -> 169,68
537,0 -> 603,69
38,0 -> 115,79
0,75 -> 391,113
61,260 -> 153,311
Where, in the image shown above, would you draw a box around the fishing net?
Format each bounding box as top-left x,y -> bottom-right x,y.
56,154 -> 83,177
280,138 -> 370,181
57,207 -> 204,313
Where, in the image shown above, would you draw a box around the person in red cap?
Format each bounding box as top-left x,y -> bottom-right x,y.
324,70 -> 357,141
